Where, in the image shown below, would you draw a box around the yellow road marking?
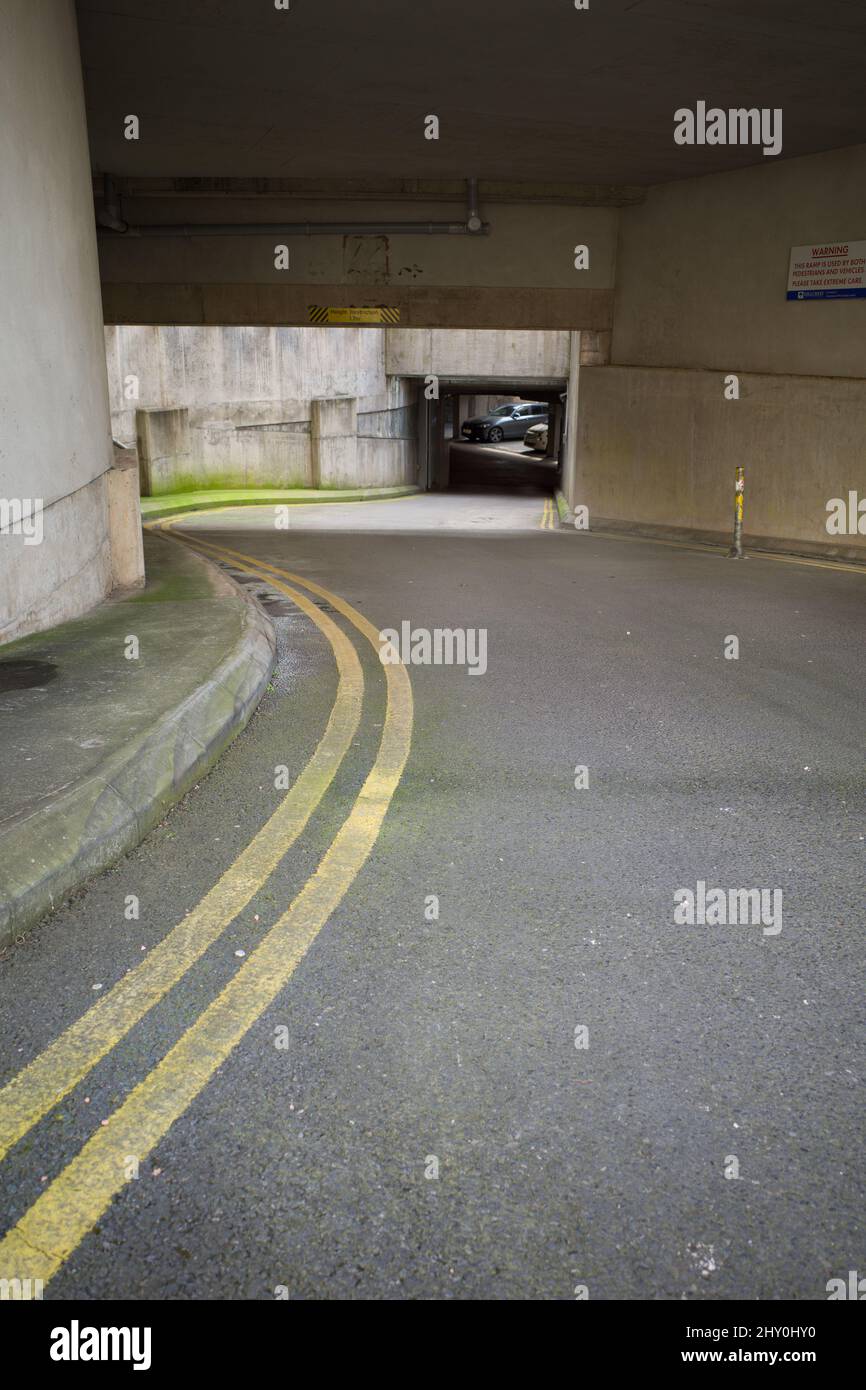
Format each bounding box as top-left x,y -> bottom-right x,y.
0,552 -> 363,1165
0,537 -> 412,1288
539,498 -> 550,529
176,530 -> 409,674
742,549 -> 866,576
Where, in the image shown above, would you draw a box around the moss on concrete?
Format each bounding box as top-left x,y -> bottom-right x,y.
140,485 -> 420,520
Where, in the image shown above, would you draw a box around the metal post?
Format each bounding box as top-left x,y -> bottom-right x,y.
728,465 -> 745,558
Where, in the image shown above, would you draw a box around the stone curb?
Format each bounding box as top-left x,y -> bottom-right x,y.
141,485 -> 421,520
0,541 -> 276,946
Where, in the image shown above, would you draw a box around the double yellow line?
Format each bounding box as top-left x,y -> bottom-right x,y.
0,526 -> 412,1287
539,496 -> 557,530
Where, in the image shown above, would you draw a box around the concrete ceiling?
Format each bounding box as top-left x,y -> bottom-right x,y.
76,0 -> 866,187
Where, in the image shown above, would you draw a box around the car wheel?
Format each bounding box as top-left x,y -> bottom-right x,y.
487,426 -> 504,443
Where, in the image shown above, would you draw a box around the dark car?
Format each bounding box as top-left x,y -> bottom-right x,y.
461,401 -> 548,443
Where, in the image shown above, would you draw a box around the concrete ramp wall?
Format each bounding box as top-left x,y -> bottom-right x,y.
111,325 -> 417,494
577,366 -> 866,558
568,144 -> 866,559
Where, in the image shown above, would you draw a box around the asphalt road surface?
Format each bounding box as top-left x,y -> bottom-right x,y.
1,491 -> 864,1300
448,437 -> 558,494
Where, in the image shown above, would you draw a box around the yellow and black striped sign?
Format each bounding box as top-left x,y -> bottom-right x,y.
308,306 -> 400,325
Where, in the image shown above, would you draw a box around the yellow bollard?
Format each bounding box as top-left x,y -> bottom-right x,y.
728,465 -> 745,558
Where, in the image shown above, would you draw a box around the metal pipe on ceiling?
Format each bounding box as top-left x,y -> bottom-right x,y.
96,178 -> 488,238
104,220 -> 487,237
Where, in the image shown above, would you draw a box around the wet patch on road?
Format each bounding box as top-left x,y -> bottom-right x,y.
0,658 -> 58,691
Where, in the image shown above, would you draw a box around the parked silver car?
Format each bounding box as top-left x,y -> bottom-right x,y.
461,401 -> 548,443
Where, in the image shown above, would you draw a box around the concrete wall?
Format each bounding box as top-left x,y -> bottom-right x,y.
571,145 -> 866,556
386,329 -> 570,381
110,325 -> 416,492
0,1 -> 118,643
357,377 -> 419,488
577,367 -> 866,557
100,202 -> 618,293
98,198 -> 618,329
106,324 -> 385,441
611,144 -> 866,379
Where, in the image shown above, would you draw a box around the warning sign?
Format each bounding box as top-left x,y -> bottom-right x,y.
786,240 -> 866,300
308,306 -> 400,324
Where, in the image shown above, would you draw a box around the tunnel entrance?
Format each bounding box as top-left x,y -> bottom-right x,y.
420,378 -> 567,500
112,325 -> 575,514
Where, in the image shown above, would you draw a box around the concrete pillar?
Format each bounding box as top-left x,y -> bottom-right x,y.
135,408 -> 191,496
109,444 -> 145,591
416,394 -> 431,490
0,0 -> 119,644
561,331 -> 582,516
546,400 -> 564,462
428,397 -> 449,490
310,397 -> 358,488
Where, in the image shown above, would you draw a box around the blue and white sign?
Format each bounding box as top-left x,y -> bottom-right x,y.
787,240 -> 866,300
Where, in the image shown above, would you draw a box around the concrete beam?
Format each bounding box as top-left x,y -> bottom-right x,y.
102,284 -> 613,331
